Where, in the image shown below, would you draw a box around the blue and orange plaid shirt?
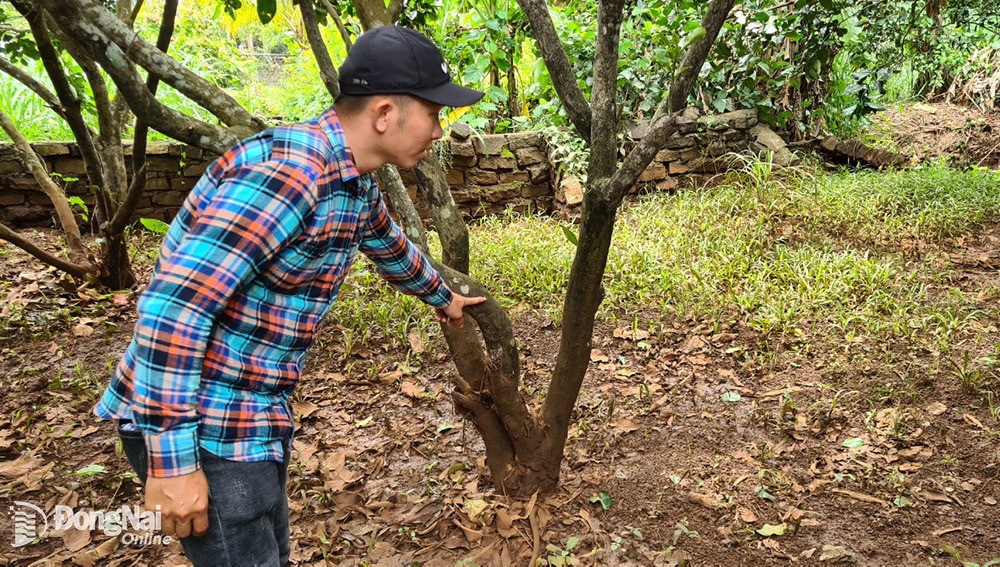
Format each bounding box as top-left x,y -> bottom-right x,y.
96,107 -> 453,478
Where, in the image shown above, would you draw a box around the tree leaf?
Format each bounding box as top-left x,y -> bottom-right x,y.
139,217 -> 170,234
755,523 -> 787,537
722,391 -> 742,403
680,25 -> 706,50
561,225 -> 579,246
74,464 -> 107,476
841,437 -> 865,448
589,491 -> 613,510
256,0 -> 277,24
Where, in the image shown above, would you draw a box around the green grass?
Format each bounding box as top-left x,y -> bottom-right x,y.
324,161 -> 1000,378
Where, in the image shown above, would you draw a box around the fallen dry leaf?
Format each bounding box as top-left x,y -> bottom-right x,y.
613,418 -> 640,434
819,544 -> 856,562
0,454 -> 41,479
687,492 -> 725,509
737,507 -> 758,523
61,525 -> 92,552
400,379 -> 426,399
292,400 -> 319,419
962,413 -> 986,429
926,401 -> 947,416
407,331 -> 425,354
72,323 -> 95,337
590,349 -> 610,363
830,488 -> 887,507
70,536 -> 119,567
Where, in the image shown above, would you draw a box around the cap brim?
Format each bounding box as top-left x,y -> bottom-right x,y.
412,82 -> 485,108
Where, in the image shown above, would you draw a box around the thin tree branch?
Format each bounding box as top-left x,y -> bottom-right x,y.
0,108 -> 96,274
0,222 -> 94,281
11,0 -> 106,192
300,0 -> 340,98
515,0 -> 592,142
112,0 -> 180,234
665,0 -> 736,114
318,0 -> 353,51
0,56 -> 66,121
37,0 -> 265,132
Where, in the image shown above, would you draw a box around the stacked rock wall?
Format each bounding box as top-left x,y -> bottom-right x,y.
0,109 -> 790,229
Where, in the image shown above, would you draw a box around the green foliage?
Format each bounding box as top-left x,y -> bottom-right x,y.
139,218 -> 170,235
0,69 -> 75,141
436,0 -> 529,133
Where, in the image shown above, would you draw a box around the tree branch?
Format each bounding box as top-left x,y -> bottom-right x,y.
386,0 -> 404,23
0,56 -> 65,121
112,0 -> 180,234
0,222 -> 94,281
664,0 -> 736,115
414,151 -> 470,274
318,0 -> 353,51
29,10 -> 242,154
300,0 -> 341,98
37,0 -> 265,133
589,0 -> 627,180
515,0 -> 592,142
0,108 -> 96,274
377,165 -> 429,252
11,0 -> 106,192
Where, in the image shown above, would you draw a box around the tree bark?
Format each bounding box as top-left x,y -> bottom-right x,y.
299,0 -> 340,98
353,0 -> 395,28
0,108 -> 97,276
414,152 -> 470,275
589,0 -> 626,180
515,0 -> 592,143
377,166 -> 429,252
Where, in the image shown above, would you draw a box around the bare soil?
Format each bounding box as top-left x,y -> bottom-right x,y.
3,103 -> 1000,566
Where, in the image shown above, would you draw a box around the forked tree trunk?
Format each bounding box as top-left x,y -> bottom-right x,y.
325,0 -> 736,495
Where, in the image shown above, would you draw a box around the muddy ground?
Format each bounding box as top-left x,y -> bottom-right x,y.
2,103 -> 1000,566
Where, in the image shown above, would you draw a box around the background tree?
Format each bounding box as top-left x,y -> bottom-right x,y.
0,0 -> 266,288
3,0 -> 734,496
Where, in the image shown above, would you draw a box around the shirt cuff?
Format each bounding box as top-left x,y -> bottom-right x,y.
144,427 -> 201,478
425,281 -> 454,309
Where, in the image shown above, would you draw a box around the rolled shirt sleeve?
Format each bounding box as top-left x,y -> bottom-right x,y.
358,179 -> 453,309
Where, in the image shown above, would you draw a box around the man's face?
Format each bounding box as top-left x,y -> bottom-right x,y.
387,96 -> 445,169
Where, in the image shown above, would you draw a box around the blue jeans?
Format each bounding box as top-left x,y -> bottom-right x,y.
119,423 -> 291,567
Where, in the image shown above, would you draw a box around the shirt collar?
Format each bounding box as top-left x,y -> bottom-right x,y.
317,106 -> 363,184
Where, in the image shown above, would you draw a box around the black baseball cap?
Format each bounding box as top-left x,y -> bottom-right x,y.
339,26 -> 484,108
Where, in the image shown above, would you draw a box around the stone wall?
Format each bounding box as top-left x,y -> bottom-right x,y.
0,109 -> 790,229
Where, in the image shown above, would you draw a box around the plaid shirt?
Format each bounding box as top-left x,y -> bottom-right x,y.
96,107 -> 453,478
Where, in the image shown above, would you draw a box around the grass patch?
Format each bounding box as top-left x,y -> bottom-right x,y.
8,160 -> 991,394
330,162 -> 1000,368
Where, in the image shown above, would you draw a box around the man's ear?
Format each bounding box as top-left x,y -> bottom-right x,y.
371,97 -> 394,134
